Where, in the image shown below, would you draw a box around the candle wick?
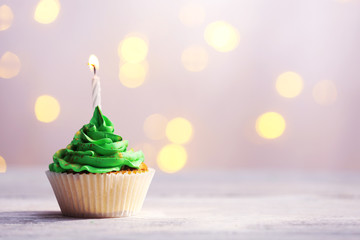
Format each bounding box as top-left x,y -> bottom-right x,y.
91,64 -> 97,75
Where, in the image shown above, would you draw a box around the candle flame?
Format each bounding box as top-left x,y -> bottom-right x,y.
88,54 -> 99,74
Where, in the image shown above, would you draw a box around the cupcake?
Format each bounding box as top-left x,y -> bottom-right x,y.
46,106 -> 155,218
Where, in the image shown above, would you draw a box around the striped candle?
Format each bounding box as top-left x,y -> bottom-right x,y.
88,55 -> 101,110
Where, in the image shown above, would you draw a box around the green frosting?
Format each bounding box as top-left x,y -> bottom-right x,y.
49,106 -> 144,173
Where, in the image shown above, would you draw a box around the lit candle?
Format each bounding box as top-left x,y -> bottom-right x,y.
88,55 -> 101,110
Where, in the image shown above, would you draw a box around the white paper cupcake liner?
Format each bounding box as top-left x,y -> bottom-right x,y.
46,169 -> 155,218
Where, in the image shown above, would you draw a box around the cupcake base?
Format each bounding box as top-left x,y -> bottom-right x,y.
46,169 -> 155,218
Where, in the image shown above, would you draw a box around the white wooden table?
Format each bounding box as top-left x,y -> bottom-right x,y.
1,167 -> 360,239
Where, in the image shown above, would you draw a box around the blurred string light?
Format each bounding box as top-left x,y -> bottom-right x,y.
179,2 -> 205,27
0,155 -> 6,173
118,36 -> 148,63
119,61 -> 148,88
204,21 -> 240,52
313,80 -> 337,105
166,117 -> 193,144
34,0 -> 60,24
35,95 -> 60,123
118,35 -> 149,88
143,114 -> 168,140
157,144 -> 187,173
0,5 -> 14,31
256,112 -> 286,139
0,52 -> 21,79
276,71 -> 303,98
181,45 -> 209,72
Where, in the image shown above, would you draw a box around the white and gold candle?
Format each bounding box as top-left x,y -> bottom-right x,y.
88,55 -> 101,110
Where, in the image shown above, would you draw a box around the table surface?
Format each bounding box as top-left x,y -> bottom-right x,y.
1,167 -> 360,240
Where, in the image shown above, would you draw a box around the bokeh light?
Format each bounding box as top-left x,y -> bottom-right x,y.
35,95 -> 60,123
118,36 -> 148,64
204,21 -> 240,52
119,61 -> 148,88
179,3 -> 205,27
34,0 -> 60,24
181,45 -> 209,72
143,114 -> 168,140
313,80 -> 338,105
157,144 -> 187,173
276,71 -> 303,98
0,5 -> 14,31
166,117 -> 193,144
256,112 -> 286,139
0,52 -> 21,79
0,155 -> 6,173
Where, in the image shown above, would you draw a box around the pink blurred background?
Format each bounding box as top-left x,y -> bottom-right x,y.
1,0 -> 360,172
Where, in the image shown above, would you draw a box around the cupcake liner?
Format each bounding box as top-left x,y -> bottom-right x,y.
46,169 -> 155,218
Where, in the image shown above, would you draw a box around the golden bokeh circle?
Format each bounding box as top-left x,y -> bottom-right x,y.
34,0 -> 61,24
0,5 -> 14,31
256,112 -> 286,139
166,117 -> 193,144
276,72 -> 303,98
119,61 -> 148,88
0,155 -> 6,173
179,3 -> 205,27
204,21 -> 240,52
0,52 -> 21,79
143,114 -> 168,140
118,36 -> 148,64
313,80 -> 337,105
157,144 -> 187,173
181,45 -> 209,72
35,95 -> 61,123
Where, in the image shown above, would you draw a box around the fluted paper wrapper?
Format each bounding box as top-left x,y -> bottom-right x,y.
46,169 -> 155,218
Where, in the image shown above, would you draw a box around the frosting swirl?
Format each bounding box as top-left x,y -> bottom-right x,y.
49,106 -> 144,173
